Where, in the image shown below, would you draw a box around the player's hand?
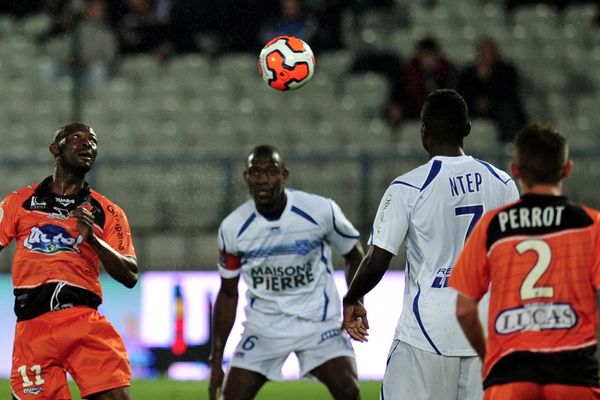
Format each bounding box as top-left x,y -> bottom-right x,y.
72,203 -> 95,242
209,366 -> 224,400
342,300 -> 370,342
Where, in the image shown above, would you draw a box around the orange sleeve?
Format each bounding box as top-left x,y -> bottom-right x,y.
101,201 -> 136,257
449,212 -> 492,300
0,192 -> 19,247
589,210 -> 600,289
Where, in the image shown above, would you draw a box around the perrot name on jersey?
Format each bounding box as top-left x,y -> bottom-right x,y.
250,260 -> 314,291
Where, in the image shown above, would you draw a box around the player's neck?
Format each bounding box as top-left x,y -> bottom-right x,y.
521,183 -> 563,197
256,193 -> 287,220
51,168 -> 86,196
429,145 -> 465,157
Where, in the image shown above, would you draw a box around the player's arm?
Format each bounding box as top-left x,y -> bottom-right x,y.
343,242 -> 365,286
456,293 -> 485,360
72,206 -> 138,288
209,274 -> 240,400
342,245 -> 394,341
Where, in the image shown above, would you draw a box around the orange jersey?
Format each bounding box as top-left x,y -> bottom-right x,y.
0,177 -> 136,318
450,194 -> 600,384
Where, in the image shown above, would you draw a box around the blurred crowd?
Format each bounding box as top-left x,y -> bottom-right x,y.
0,0 -> 597,143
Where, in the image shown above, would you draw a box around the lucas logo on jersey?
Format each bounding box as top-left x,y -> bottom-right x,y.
250,261 -> 314,291
495,302 -> 577,335
24,224 -> 84,254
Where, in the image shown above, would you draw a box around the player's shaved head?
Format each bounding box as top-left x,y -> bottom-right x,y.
514,123 -> 568,185
421,89 -> 470,145
247,144 -> 285,167
53,122 -> 95,145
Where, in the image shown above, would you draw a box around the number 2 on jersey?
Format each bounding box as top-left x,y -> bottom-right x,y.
516,239 -> 554,300
455,205 -> 484,243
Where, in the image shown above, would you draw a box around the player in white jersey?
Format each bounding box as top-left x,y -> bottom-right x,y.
343,89 -> 520,400
209,145 -> 365,400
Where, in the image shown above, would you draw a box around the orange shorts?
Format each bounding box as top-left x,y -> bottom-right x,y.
485,382 -> 600,400
11,306 -> 131,399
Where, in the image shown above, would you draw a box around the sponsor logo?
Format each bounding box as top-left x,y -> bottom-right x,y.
30,196 -> 47,209
431,267 -> 452,288
56,197 -> 75,207
24,225 -> 84,254
24,386 -> 44,395
250,261 -> 314,291
48,207 -> 70,220
375,192 -> 393,234
495,302 -> 577,335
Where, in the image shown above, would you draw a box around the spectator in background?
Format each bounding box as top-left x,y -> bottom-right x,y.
41,0 -> 118,87
259,0 -> 318,46
116,0 -> 171,61
386,37 -> 457,127
457,36 -> 527,142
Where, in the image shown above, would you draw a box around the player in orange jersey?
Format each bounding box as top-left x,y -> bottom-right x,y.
449,123 -> 600,400
0,122 -> 138,400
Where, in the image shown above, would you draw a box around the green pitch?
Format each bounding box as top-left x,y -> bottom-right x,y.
0,379 -> 381,399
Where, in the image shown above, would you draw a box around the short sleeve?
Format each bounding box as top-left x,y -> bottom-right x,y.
0,194 -> 18,247
506,180 -> 520,204
449,213 -> 492,301
217,223 -> 242,278
101,202 -> 136,257
324,199 -> 360,256
368,185 -> 409,256
591,213 -> 600,289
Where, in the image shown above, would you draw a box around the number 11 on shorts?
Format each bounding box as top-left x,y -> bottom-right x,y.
17,364 -> 45,387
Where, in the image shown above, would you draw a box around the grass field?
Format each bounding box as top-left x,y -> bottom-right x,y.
1,379 -> 381,399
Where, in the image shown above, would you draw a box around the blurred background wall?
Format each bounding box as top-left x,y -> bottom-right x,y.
0,0 -> 598,271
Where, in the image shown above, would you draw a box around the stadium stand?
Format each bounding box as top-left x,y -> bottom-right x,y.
0,0 -> 598,271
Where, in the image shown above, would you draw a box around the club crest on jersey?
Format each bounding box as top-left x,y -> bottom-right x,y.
24,225 -> 84,254
30,196 -> 48,209
295,240 -> 312,255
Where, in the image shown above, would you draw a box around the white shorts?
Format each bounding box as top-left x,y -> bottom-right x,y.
381,339 -> 483,400
228,313 -> 355,381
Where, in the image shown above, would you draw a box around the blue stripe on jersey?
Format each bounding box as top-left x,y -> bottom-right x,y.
320,241 -> 331,274
390,180 -> 420,190
322,289 -> 329,321
476,159 -> 512,184
412,284 -> 442,355
244,239 -> 323,259
237,213 -> 257,238
390,159 -> 442,192
330,202 -> 360,239
291,206 -> 319,226
420,159 -> 442,192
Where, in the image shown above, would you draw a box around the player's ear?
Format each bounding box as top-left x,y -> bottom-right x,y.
49,142 -> 60,157
463,121 -> 471,137
562,159 -> 573,179
510,161 -> 520,180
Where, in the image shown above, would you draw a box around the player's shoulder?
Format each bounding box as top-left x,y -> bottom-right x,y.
2,183 -> 37,203
288,188 -> 331,208
471,157 -> 513,183
220,199 -> 255,232
386,160 -> 440,193
90,190 -> 125,213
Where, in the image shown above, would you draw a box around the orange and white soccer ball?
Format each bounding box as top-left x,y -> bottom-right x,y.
258,35 -> 316,91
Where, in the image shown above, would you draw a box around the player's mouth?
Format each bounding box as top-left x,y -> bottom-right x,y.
77,152 -> 94,162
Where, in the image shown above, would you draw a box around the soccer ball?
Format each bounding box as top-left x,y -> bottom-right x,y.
258,35 -> 316,91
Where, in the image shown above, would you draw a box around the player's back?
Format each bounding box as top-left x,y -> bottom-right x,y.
382,155 -> 519,355
476,195 -> 600,380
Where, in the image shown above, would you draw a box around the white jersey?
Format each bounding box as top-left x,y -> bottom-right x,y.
218,189 -> 360,323
370,155 -> 519,356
